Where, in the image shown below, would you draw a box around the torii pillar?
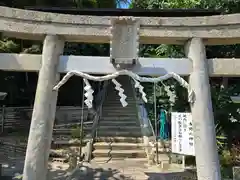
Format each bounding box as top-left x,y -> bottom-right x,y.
185,38 -> 221,180
23,35 -> 65,180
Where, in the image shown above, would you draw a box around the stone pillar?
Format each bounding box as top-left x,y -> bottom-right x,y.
22,35 -> 64,180
185,38 -> 221,180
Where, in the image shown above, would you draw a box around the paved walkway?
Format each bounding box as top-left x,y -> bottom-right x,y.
1,155 -> 197,180
48,159 -> 197,180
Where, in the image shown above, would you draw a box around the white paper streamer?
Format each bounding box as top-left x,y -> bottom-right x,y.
112,79 -> 128,107
134,79 -> 147,103
164,85 -> 176,103
53,70 -> 195,105
83,79 -> 94,108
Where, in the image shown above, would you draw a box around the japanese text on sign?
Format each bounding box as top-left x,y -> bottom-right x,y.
171,112 -> 195,156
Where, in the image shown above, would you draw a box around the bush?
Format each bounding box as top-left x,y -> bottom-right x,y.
71,127 -> 83,139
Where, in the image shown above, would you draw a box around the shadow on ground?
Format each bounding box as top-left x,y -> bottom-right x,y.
0,176 -> 13,180
145,170 -> 197,180
1,163 -> 197,180
0,154 -> 197,180
1,163 -> 135,180
0,156 -> 24,179
49,164 -> 135,180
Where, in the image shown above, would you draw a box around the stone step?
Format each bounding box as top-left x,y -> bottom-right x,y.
100,118 -> 138,121
95,136 -> 142,143
99,121 -> 139,125
154,147 -> 171,153
102,102 -> 135,105
94,142 -> 170,152
105,94 -> 134,97
100,117 -> 138,121
102,102 -> 136,106
105,94 -> 134,98
103,99 -> 135,102
97,126 -> 141,131
102,108 -> 136,112
102,105 -> 136,110
107,83 -> 132,87
107,87 -> 132,91
158,153 -> 171,161
100,116 -> 139,121
99,120 -> 139,126
101,107 -> 137,112
53,128 -> 91,135
102,108 -> 137,112
51,157 -> 67,163
102,103 -> 136,107
157,140 -> 171,148
100,119 -> 138,123
102,112 -> 137,116
104,97 -> 135,100
106,88 -> 133,92
92,149 -> 146,158
105,92 -> 134,95
105,96 -> 134,99
91,157 -> 147,163
97,129 -> 142,137
103,98 -> 135,102
101,112 -> 137,117
100,117 -> 138,122
93,142 -> 144,150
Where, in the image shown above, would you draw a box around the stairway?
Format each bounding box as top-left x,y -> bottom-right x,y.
92,76 -> 146,162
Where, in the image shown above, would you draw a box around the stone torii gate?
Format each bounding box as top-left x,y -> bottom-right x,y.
0,6 -> 240,180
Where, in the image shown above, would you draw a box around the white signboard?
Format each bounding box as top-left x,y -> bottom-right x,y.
171,112 -> 195,156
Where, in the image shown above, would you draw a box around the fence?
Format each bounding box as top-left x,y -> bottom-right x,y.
0,106 -> 91,160
0,141 -> 26,157
0,106 -> 89,134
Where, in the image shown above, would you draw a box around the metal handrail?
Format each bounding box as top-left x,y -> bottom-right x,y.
145,106 -> 157,141
83,81 -> 108,161
137,102 -> 157,144
85,81 -> 108,137
130,78 -> 157,163
130,78 -> 156,139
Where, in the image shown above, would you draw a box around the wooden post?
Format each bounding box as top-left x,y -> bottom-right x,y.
22,35 -> 64,180
185,38 -> 221,180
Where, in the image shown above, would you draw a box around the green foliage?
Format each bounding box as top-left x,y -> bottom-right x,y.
0,0 -> 240,171
64,43 -> 109,56
0,38 -> 20,53
155,45 -> 185,58
221,149 -> 234,167
0,0 -> 119,106
132,0 -> 240,12
215,123 -> 227,151
71,126 -> 83,139
0,0 -> 127,8
211,79 -> 240,148
133,0 -> 200,9
221,164 -> 233,178
134,0 -> 240,166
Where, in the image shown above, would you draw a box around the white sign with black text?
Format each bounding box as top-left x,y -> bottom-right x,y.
171,112 -> 195,156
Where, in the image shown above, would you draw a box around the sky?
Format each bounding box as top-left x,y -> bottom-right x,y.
118,0 -> 131,9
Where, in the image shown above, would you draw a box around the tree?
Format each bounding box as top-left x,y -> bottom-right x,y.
0,0 -> 129,106
132,0 -> 240,152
